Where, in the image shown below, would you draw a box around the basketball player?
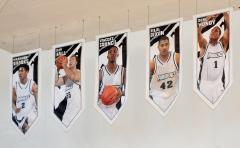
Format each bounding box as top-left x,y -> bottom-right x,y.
12,64 -> 38,134
98,45 -> 126,120
54,55 -> 81,127
197,12 -> 229,104
149,35 -> 180,112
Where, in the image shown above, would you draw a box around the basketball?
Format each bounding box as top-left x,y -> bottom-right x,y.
55,55 -> 66,70
100,85 -> 119,105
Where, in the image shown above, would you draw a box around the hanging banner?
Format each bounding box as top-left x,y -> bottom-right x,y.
53,40 -> 83,129
147,19 -> 182,116
12,49 -> 40,134
193,8 -> 232,108
95,30 -> 129,124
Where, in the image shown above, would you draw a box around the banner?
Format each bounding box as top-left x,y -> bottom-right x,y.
53,40 -> 83,129
147,19 -> 182,116
12,49 -> 40,134
95,30 -> 129,123
193,8 -> 232,108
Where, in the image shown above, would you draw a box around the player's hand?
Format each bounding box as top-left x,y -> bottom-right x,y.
206,14 -> 218,21
15,108 -> 21,113
116,88 -> 123,100
61,56 -> 68,68
223,12 -> 229,21
198,25 -> 203,31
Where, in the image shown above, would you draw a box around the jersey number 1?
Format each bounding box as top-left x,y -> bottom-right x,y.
214,61 -> 218,68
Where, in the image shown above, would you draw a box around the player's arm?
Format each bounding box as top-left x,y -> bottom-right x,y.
99,69 -> 103,86
198,25 -> 207,58
55,67 -> 65,86
31,82 -> 38,106
220,12 -> 230,53
149,59 -> 155,76
12,87 -> 20,113
175,53 -> 180,67
98,69 -> 103,97
114,67 -> 126,100
120,67 -> 126,96
62,57 -> 80,82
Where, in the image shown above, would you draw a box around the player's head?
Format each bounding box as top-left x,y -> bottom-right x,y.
210,26 -> 221,42
18,64 -> 29,80
107,45 -> 119,63
69,55 -> 78,68
158,35 -> 170,56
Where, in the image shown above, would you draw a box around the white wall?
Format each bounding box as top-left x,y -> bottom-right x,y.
0,10 -> 240,148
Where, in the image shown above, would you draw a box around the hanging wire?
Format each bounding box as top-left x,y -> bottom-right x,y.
147,5 -> 150,25
0,0 -> 10,15
12,35 -> 15,53
178,0 -> 181,18
98,16 -> 101,34
54,26 -> 57,44
38,32 -> 40,48
228,0 -> 231,7
196,0 -> 198,14
81,19 -> 85,38
127,9 -> 130,29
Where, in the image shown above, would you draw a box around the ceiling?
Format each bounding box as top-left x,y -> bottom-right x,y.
0,0 -> 239,52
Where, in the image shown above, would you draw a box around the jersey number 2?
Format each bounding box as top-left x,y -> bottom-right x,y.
21,103 -> 25,109
160,80 -> 173,90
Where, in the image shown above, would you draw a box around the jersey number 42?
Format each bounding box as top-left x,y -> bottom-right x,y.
160,80 -> 173,90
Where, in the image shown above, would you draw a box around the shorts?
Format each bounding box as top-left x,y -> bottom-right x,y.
199,80 -> 224,104
150,92 -> 177,112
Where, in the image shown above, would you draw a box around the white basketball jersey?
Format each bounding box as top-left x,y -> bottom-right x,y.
150,51 -> 179,99
62,78 -> 81,126
199,42 -> 225,83
100,65 -> 124,93
14,79 -> 35,121
64,78 -> 81,108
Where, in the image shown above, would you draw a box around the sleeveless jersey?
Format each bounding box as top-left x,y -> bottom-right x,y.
14,79 -> 35,122
199,42 -> 225,83
150,51 -> 179,99
99,65 -> 124,93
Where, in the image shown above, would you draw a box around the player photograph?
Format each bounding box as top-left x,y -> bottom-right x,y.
96,30 -> 128,123
53,40 -> 83,129
147,19 -> 182,116
12,49 -> 40,134
194,9 -> 232,108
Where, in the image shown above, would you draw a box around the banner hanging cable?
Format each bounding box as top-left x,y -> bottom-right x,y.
98,16 -> 101,35
147,5 -> 150,25
82,19 -> 85,38
127,9 -> 130,29
179,0 -> 181,18
38,32 -> 40,48
0,0 -> 10,15
196,0 -> 198,14
228,0 -> 231,7
12,35 -> 15,53
54,26 -> 57,44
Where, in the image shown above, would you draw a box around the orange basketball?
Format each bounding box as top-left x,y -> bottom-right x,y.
100,85 -> 119,105
55,55 -> 65,69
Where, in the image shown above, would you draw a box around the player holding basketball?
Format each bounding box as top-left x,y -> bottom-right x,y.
149,35 -> 180,112
54,54 -> 81,127
197,12 -> 229,104
98,45 -> 126,120
12,64 -> 38,134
